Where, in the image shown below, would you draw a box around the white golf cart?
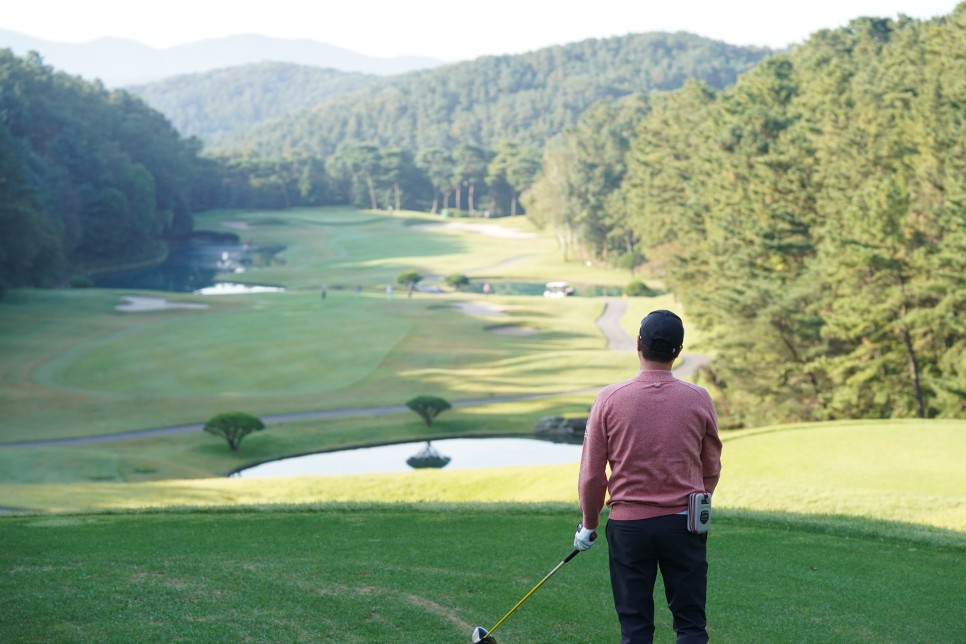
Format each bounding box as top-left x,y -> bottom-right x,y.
543,281 -> 575,299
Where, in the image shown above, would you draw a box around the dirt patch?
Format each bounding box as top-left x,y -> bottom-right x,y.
115,296 -> 210,313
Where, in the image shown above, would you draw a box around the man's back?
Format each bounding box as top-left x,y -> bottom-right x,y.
579,369 -> 721,522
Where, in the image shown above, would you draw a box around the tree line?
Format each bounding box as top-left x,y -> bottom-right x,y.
211,139 -> 541,216
522,9 -> 966,425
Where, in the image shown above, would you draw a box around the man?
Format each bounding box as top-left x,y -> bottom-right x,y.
574,309 -> 722,643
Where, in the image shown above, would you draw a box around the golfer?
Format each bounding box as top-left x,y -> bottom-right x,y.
574,309 -> 722,643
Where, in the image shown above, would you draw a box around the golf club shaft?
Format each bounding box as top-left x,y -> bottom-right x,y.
487,548 -> 580,637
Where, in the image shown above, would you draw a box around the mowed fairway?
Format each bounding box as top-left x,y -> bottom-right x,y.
0,208 -> 663,443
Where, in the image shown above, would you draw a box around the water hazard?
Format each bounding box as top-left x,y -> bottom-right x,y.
231,437 -> 583,477
93,232 -> 285,293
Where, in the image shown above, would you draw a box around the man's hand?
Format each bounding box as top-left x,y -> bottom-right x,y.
574,522 -> 598,551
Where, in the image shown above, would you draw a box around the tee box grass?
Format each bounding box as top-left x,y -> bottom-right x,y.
1,506 -> 962,643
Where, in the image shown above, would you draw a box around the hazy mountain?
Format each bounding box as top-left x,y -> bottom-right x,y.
216,32 -> 772,155
0,29 -> 444,85
126,62 -> 381,141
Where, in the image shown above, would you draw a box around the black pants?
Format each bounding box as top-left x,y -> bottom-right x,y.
606,514 -> 709,644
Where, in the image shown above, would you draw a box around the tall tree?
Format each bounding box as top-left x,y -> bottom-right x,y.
416,148 -> 454,213
326,142 -> 382,209
452,144 -> 489,215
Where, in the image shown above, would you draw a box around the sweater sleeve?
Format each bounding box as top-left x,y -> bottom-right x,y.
701,392 -> 722,493
578,393 -> 610,530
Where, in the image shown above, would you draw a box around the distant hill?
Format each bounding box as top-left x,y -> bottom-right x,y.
0,29 -> 444,86
214,31 -> 772,155
126,63 -> 381,141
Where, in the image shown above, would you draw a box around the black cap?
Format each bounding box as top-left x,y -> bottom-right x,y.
639,310 -> 684,356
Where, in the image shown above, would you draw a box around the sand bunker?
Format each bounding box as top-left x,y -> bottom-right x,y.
221,220 -> 254,230
413,222 -> 536,238
115,296 -> 210,313
487,325 -> 538,336
453,301 -> 508,317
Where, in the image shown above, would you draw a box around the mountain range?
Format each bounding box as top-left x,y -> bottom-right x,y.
0,29 -> 444,85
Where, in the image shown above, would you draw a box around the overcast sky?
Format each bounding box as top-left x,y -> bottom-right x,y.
2,0 -> 960,62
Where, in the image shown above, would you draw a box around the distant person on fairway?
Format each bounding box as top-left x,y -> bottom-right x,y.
573,309 -> 722,644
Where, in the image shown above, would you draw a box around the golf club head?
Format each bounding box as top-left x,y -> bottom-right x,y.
471,626 -> 496,643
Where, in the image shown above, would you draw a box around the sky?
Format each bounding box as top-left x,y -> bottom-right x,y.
2,0 -> 961,62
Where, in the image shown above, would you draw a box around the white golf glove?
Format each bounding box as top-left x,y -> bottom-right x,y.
573,522 -> 598,551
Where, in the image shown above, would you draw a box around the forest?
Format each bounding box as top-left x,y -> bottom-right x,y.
2,6 -> 964,424
0,50 -> 216,294
523,9 -> 966,425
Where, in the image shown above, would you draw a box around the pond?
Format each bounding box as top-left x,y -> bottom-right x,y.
93,233 -> 285,293
231,437 -> 584,477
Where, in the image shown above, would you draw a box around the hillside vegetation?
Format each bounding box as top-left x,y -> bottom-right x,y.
0,50 -> 214,294
524,9 -> 966,426
214,32 -> 771,155
127,62 -> 380,141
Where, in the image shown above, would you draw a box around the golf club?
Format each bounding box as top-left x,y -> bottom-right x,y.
471,535 -> 593,643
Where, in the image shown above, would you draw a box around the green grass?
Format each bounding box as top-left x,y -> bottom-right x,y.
2,419 -> 963,537
1,506 -> 961,643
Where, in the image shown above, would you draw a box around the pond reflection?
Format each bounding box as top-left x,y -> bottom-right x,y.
231,437 -> 583,478
93,233 -> 285,293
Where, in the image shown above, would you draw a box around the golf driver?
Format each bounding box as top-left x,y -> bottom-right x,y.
471,529 -> 595,643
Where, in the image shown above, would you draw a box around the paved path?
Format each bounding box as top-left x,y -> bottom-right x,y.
596,298 -> 636,351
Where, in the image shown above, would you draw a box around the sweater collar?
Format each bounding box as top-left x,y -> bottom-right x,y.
634,369 -> 677,382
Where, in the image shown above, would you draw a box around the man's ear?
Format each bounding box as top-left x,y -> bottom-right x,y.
636,336 -> 642,352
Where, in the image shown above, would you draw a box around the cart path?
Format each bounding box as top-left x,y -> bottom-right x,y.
0,299 -> 708,448
597,298 -> 636,351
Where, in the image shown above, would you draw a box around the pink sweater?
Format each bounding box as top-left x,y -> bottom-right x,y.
578,369 -> 722,527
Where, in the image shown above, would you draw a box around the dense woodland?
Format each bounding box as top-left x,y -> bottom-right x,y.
0,50 -> 215,294
2,7 -> 964,424
524,8 -> 966,424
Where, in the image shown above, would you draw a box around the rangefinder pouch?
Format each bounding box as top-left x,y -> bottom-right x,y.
687,492 -> 712,534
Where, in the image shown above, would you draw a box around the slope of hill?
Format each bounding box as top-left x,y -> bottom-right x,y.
0,29 -> 444,85
209,31 -> 772,154
126,62 -> 380,141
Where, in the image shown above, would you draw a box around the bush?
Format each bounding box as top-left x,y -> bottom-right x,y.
624,280 -> 655,297
396,271 -> 423,287
69,275 -> 94,288
203,412 -> 266,451
405,396 -> 452,427
444,274 -> 470,291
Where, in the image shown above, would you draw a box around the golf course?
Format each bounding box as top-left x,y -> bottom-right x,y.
1,207 -> 963,643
